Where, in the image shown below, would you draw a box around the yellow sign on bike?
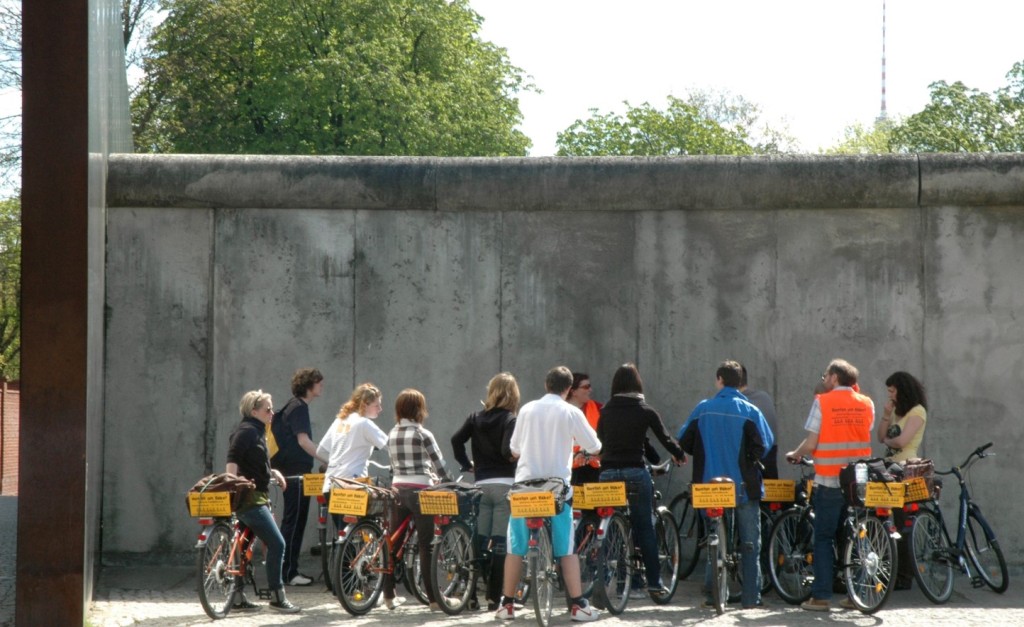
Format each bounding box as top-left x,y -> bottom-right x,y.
509,491 -> 555,518
864,482 -> 905,508
419,491 -> 459,515
329,488 -> 369,515
303,473 -> 325,496
902,477 -> 930,503
581,482 -> 627,507
691,483 -> 736,508
573,486 -> 593,510
188,492 -> 232,517
763,479 -> 796,502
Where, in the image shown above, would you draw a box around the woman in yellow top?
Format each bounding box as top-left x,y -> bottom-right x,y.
878,370 -> 927,591
878,371 -> 927,461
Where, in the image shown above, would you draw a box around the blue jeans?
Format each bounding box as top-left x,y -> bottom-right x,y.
238,504 -> 286,590
599,467 -> 662,589
810,486 -> 845,601
703,498 -> 761,607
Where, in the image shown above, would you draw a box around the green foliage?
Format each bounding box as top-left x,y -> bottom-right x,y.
889,62 -> 1024,152
0,195 -> 19,380
825,119 -> 896,155
132,0 -> 532,156
555,92 -> 793,157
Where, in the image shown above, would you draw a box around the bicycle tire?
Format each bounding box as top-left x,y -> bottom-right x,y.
596,512 -> 632,615
669,491 -> 702,579
910,509 -> 954,604
709,522 -> 727,615
843,515 -> 896,614
403,528 -> 431,605
650,508 -> 679,603
965,510 -> 1008,593
319,522 -> 332,593
767,508 -> 814,605
196,521 -> 235,620
335,520 -> 387,615
531,525 -> 555,627
575,511 -> 601,598
723,511 -> 742,604
432,520 -> 476,615
758,507 -> 774,594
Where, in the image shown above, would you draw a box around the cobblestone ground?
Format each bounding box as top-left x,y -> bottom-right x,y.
88,554 -> 1023,627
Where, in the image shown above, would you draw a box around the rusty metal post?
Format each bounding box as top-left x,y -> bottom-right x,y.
18,0 -> 90,623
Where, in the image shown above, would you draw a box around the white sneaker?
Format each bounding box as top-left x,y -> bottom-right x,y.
384,596 -> 407,610
494,602 -> 515,620
286,573 -> 313,586
571,601 -> 600,622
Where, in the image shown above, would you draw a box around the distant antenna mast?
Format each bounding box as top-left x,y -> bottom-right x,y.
878,0 -> 888,122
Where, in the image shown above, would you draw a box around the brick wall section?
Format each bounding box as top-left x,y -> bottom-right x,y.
1,380 -> 18,495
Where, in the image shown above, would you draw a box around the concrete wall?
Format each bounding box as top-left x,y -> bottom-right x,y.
103,154 -> 1024,567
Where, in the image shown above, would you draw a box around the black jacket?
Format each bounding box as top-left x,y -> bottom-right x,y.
451,408 -> 517,482
596,395 -> 684,469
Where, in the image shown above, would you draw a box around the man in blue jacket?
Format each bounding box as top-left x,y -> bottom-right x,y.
678,360 -> 774,609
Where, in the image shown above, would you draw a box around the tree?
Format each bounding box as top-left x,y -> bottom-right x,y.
555,92 -> 795,157
825,119 -> 896,155
132,0 -> 532,156
0,196 -> 18,379
890,70 -> 1024,152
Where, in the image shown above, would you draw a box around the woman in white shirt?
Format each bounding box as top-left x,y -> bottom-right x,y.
318,382 -> 388,504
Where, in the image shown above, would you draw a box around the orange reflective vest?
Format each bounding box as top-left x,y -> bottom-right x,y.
572,400 -> 602,469
814,389 -> 873,477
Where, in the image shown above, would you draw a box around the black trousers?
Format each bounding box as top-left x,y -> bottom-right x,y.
280,476 -> 311,581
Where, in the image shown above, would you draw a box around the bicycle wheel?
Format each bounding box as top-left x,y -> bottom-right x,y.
575,511 -> 601,598
910,509 -> 954,604
403,528 -> 431,605
320,512 -> 332,592
432,521 -> 476,614
758,507 -> 774,594
530,525 -> 555,627
650,508 -> 679,603
670,492 -> 702,579
965,510 -> 1008,593
335,520 -> 387,615
709,522 -> 727,615
197,522 -> 236,620
768,508 -> 814,605
596,512 -> 632,615
843,515 -> 896,614
723,511 -> 742,603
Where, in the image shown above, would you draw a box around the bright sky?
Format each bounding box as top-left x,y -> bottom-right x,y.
470,0 -> 1024,154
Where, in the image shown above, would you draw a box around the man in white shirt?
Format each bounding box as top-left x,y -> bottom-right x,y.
496,366 -> 602,622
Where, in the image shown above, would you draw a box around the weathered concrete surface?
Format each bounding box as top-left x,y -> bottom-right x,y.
103,154 -> 1024,570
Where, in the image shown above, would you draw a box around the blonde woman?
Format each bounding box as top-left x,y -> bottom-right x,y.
226,390 -> 299,613
451,372 -> 520,610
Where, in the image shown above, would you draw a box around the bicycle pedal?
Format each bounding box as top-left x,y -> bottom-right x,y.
971,577 -> 985,589
256,589 -> 273,600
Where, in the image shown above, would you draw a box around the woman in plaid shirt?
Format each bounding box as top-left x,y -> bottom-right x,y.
383,388 -> 453,610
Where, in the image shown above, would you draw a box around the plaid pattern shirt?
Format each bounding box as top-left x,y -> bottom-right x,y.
388,419 -> 451,484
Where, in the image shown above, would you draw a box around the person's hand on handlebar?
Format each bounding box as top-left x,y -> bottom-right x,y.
672,455 -> 686,467
271,469 -> 286,490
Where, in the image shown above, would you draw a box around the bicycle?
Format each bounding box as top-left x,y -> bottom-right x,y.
422,480 -> 485,615
766,457 -> 818,604
191,475 -> 279,620
329,477 -> 429,615
319,459 -> 392,594
587,460 -> 679,615
908,442 -> 1008,603
671,477 -> 777,590
508,477 -> 568,627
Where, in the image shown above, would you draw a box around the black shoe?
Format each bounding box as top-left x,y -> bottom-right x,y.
269,589 -> 301,614
232,593 -> 261,611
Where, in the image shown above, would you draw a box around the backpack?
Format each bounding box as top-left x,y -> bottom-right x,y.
838,458 -> 901,507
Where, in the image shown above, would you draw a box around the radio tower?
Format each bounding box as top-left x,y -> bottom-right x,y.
877,0 -> 888,122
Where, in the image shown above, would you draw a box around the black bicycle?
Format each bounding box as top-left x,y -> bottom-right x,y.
909,442 -> 1008,603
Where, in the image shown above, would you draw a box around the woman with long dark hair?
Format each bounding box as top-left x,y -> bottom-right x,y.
878,371 -> 928,461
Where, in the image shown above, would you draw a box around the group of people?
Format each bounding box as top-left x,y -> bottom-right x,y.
223,358 -> 928,618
